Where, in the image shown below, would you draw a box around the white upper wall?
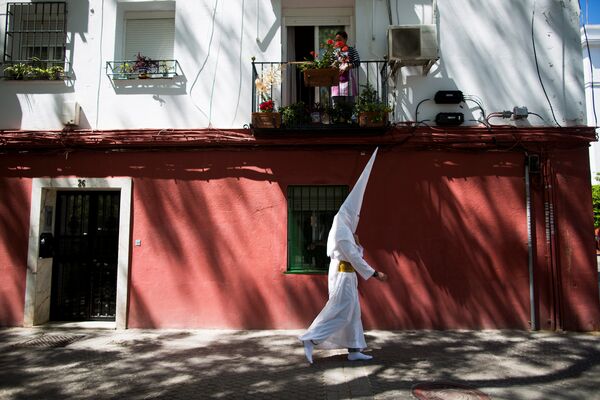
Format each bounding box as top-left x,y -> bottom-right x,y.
582,24 -> 600,182
0,0 -> 586,130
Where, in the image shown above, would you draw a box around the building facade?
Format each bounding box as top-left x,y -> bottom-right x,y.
1,0 -> 599,331
583,24 -> 600,182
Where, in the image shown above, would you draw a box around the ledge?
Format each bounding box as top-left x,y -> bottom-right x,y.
0,125 -> 596,153
252,123 -> 390,137
284,270 -> 327,275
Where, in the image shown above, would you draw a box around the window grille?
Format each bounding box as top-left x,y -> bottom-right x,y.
287,185 -> 348,273
3,2 -> 67,69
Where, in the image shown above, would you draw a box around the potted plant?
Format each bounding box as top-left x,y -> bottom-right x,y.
3,58 -> 64,80
280,101 -> 311,127
354,83 -> 391,127
310,102 -> 327,124
114,62 -> 133,79
326,100 -> 355,124
252,98 -> 282,128
298,39 -> 346,87
3,63 -> 29,80
252,65 -> 282,128
160,61 -> 174,78
133,53 -> 159,79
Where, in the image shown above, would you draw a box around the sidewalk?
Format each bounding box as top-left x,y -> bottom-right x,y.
0,327 -> 599,400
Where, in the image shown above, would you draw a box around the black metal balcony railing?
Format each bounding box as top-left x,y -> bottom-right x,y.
106,60 -> 181,80
251,59 -> 389,129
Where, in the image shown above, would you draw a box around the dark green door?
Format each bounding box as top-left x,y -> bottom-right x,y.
50,191 -> 120,321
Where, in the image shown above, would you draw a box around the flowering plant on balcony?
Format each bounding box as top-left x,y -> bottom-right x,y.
259,99 -> 275,112
298,39 -> 347,72
255,65 -> 282,111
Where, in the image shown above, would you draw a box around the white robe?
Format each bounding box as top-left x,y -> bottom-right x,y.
299,239 -> 375,350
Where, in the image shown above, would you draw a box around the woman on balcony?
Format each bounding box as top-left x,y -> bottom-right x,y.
332,31 -> 360,98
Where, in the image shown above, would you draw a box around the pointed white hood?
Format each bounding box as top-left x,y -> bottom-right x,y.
326,148 -> 378,257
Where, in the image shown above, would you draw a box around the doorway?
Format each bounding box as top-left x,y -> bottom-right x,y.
50,191 -> 120,321
293,26 -> 315,105
287,24 -> 345,106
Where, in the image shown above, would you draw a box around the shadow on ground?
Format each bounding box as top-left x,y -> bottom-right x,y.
0,329 -> 599,400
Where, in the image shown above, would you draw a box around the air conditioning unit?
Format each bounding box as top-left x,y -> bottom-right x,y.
388,24 -> 438,64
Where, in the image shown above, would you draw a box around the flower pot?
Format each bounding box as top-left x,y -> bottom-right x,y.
303,68 -> 340,87
358,112 -> 388,128
252,112 -> 281,128
310,111 -> 322,123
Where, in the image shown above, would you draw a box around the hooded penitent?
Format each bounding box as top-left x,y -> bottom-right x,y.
299,148 -> 380,356
326,148 -> 379,258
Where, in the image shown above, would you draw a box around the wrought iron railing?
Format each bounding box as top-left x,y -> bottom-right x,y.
105,59 -> 181,80
251,59 -> 389,128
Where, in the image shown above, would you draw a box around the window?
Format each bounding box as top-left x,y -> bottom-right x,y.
107,7 -> 178,80
287,185 -> 348,273
123,11 -> 175,61
282,7 -> 354,106
3,2 -> 67,68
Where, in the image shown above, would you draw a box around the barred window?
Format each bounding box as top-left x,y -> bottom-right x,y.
287,185 -> 348,274
3,2 -> 67,69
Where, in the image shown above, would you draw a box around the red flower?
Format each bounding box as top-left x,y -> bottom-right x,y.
335,40 -> 344,48
342,45 -> 349,52
310,50 -> 317,58
327,39 -> 334,45
259,99 -> 274,112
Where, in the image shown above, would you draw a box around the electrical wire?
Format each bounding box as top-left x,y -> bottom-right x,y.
531,0 -> 561,127
414,98 -> 432,121
485,112 -> 514,127
464,97 -> 486,124
528,112 -> 545,121
463,95 -> 486,117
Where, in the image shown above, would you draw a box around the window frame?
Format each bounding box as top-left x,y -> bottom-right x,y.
286,184 -> 349,274
121,10 -> 176,61
3,1 -> 67,68
281,8 -> 354,107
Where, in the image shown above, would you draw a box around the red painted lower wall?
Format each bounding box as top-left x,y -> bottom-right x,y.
0,147 -> 598,330
0,178 -> 30,326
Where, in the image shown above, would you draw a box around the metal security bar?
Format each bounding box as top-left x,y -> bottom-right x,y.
3,2 -> 67,79
51,191 -> 120,321
287,185 -> 348,273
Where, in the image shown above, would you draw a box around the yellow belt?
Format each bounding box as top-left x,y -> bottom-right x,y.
338,261 -> 355,273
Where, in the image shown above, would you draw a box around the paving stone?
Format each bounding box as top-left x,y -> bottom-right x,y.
0,329 -> 598,399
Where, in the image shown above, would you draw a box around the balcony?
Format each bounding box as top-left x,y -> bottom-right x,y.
251,59 -> 390,134
106,59 -> 182,80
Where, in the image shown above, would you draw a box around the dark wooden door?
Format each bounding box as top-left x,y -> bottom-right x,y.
50,191 -> 120,321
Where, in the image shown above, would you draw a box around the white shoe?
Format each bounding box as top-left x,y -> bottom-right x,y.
303,340 -> 314,364
348,352 -> 373,361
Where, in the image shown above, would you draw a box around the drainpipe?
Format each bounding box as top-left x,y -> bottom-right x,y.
543,159 -> 563,331
525,153 -> 537,330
